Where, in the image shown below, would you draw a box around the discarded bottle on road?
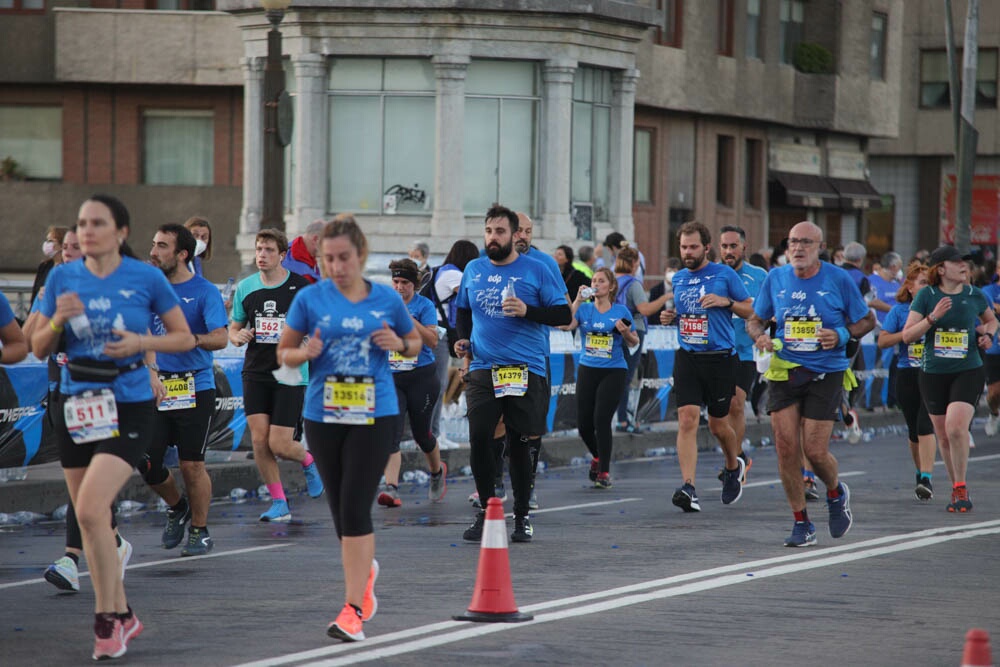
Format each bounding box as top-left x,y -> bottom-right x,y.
402,470 -> 416,483
257,484 -> 271,500
759,436 -> 772,448
644,447 -> 668,457
12,511 -> 48,524
412,470 -> 430,485
52,504 -> 69,521
116,500 -> 145,514
229,487 -> 250,502
460,465 -> 473,477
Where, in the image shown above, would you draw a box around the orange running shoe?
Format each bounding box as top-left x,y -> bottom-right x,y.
327,604 -> 365,642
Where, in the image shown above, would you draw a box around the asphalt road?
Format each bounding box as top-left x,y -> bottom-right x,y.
1,432 -> 998,666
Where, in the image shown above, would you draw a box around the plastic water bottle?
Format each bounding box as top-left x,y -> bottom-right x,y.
501,279 -> 517,316
536,461 -> 547,473
221,277 -> 235,302
12,511 -> 48,524
68,313 -> 93,339
0,513 -> 9,525
257,484 -> 271,501
229,487 -> 250,502
402,470 -> 416,483
759,436 -> 772,448
52,504 -> 69,521
570,456 -> 587,467
741,438 -> 752,452
579,286 -> 595,301
413,470 -> 430,485
116,500 -> 145,514
460,465 -> 473,477
644,447 -> 668,457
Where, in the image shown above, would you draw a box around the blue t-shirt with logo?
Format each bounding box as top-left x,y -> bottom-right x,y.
671,261 -> 749,353
480,246 -> 565,291
882,302 -> 924,369
152,275 -> 228,391
456,253 -> 567,377
397,294 -> 437,371
575,302 -> 634,370
868,273 -> 900,326
40,256 -> 179,402
732,260 -> 769,361
285,280 -> 412,422
754,263 -> 870,373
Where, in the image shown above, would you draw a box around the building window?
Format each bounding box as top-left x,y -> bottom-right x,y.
572,67 -> 613,222
0,0 -> 45,11
328,58 -> 435,215
0,105 -> 61,179
779,0 -> 804,65
920,49 -> 999,109
716,134 -> 735,207
870,12 -> 887,80
143,110 -> 213,185
464,60 -> 539,216
634,128 -> 653,204
718,0 -> 734,56
657,0 -> 683,48
744,138 -> 762,208
745,0 -> 762,59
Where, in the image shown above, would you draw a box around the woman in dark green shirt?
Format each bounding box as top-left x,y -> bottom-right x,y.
903,245 -> 998,514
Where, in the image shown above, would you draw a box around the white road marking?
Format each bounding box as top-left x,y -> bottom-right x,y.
234,520 -> 1000,667
0,543 -> 293,591
511,497 -> 640,517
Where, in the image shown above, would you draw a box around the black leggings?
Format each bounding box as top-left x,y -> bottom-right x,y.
895,367 -> 933,442
616,330 -> 646,424
392,363 -> 440,454
577,365 -> 628,474
468,404 -> 533,517
304,417 -> 393,538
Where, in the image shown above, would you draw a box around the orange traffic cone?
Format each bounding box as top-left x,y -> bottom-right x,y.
453,497 -> 533,623
962,629 -> 994,667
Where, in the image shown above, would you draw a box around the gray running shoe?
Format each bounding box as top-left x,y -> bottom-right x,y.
180,527 -> 214,557
428,462 -> 448,502
161,501 -> 191,549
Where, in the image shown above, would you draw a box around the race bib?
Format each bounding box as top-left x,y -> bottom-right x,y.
784,317 -> 822,352
679,314 -> 709,346
388,350 -> 418,372
254,316 -> 285,344
64,389 -> 119,444
584,332 -> 614,359
492,364 -> 528,398
158,372 -> 196,411
906,342 -> 924,365
933,329 -> 968,359
322,375 -> 375,424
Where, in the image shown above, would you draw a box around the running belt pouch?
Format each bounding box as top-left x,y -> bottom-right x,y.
67,359 -> 121,382
786,365 -> 821,388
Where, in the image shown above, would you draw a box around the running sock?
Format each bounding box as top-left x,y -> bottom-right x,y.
801,468 -> 816,480
431,467 -> 443,478
65,552 -> 80,565
953,482 -> 967,490
117,606 -> 134,622
386,483 -> 398,491
827,486 -> 842,500
794,509 -> 809,523
170,497 -> 189,514
115,533 -> 122,548
920,472 -> 932,481
267,483 -> 287,501
191,525 -> 208,534
301,452 -> 315,468
348,603 -> 363,619
94,612 -> 117,638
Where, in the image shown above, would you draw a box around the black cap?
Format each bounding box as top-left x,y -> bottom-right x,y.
929,245 -> 963,265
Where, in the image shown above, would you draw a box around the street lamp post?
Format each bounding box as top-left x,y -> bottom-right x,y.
260,0 -> 292,231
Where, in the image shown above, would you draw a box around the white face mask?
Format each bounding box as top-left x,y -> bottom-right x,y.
664,271 -> 676,286
194,239 -> 207,257
42,240 -> 57,258
776,254 -> 788,266
896,269 -> 903,282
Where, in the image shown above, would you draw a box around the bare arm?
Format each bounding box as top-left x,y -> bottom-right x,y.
0,319 -> 28,365
194,326 -> 229,352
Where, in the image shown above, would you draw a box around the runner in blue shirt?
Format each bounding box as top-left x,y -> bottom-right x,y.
32,195 -> 193,660
376,258 -> 447,509
143,224 -> 229,557
748,221 -> 875,548
567,267 -> 637,488
454,204 -> 570,543
717,224 -> 767,486
279,214 -> 419,643
877,263 -> 935,500
660,222 -> 752,512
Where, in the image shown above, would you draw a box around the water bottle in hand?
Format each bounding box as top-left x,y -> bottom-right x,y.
580,286 -> 595,301
501,279 -> 517,316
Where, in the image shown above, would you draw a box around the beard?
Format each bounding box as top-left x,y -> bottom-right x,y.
486,239 -> 514,261
514,239 -> 529,253
682,252 -> 705,270
723,254 -> 742,269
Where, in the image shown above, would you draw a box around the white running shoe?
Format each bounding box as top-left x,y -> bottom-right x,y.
117,536 -> 133,582
44,556 -> 80,592
983,413 -> 998,436
846,409 -> 862,444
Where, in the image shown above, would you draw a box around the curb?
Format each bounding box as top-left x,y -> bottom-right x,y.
0,409 -> 905,515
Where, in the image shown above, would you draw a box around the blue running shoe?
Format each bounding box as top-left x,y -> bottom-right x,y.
304,462 -> 324,498
259,499 -> 291,523
827,482 -> 853,538
721,457 -> 745,505
784,520 -> 817,547
672,483 -> 701,512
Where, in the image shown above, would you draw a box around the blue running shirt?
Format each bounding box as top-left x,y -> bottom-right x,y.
152,275 -> 229,391
0,293 -> 13,329
732,261 -> 769,361
285,280 -> 413,422
882,303 -> 923,369
40,256 -> 179,402
671,261 -> 749,353
754,263 -> 870,373
393,294 -> 437,372
576,302 -> 634,369
456,254 -> 567,377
